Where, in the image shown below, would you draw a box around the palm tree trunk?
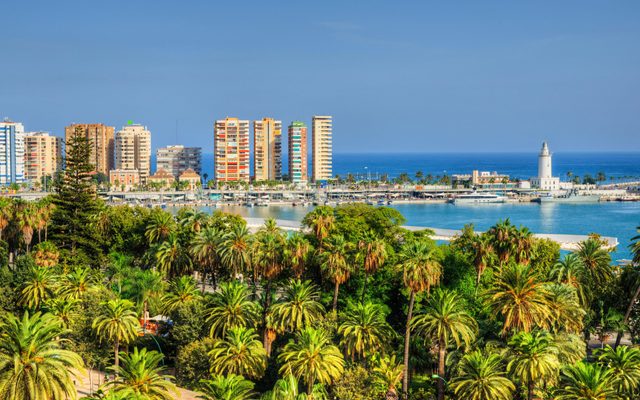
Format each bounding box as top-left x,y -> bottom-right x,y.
402,291 -> 415,399
437,338 -> 446,400
527,381 -> 534,400
114,338 -> 120,370
201,269 -> 206,292
615,283 -> 640,348
332,281 -> 340,313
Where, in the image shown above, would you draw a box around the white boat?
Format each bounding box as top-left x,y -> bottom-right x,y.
535,190 -> 600,203
452,192 -> 506,204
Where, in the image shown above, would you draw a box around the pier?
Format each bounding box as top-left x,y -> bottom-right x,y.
243,217 -> 619,252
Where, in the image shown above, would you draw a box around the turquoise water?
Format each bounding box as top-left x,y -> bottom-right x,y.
208,202 -> 640,262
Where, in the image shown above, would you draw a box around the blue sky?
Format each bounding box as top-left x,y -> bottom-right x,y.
2,0 -> 639,152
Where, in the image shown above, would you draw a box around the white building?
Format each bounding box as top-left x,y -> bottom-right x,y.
0,119 -> 25,185
114,124 -> 151,181
531,142 -> 560,191
312,115 -> 333,182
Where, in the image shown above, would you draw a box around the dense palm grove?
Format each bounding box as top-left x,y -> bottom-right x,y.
0,138 -> 639,399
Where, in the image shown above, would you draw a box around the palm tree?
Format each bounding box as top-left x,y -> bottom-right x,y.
0,311 -> 84,399
485,263 -> 552,334
450,351 -> 515,400
357,231 -> 387,301
396,238 -> 442,397
487,219 -> 517,264
59,265 -> 94,300
302,206 -> 335,245
513,227 -> 535,265
191,226 -> 224,290
507,330 -> 560,400
253,228 -> 285,317
19,264 -> 58,309
161,275 -> 202,314
373,354 -> 404,400
207,281 -> 261,338
198,374 -> 256,400
178,208 -> 208,234
106,347 -> 177,400
127,269 -> 164,324
145,211 -> 175,244
156,235 -> 193,277
338,301 -> 394,362
550,253 -> 589,308
284,232 -> 312,279
576,238 -> 613,287
221,224 -> 252,279
32,241 -> 60,268
412,289 -> 477,400
278,327 -> 344,396
16,202 -> 37,252
596,345 -> 640,396
270,279 -> 325,334
554,361 -> 617,400
46,297 -> 79,329
0,198 -> 12,241
92,299 -> 140,369
319,234 -> 354,313
615,229 -> 640,347
261,374 -> 328,400
471,234 -> 494,293
208,327 -> 267,379
545,283 -> 585,334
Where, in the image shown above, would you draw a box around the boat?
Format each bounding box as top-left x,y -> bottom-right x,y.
452,192 -> 506,204
535,189 -> 600,203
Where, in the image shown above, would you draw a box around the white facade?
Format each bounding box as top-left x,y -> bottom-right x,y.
157,145 -> 202,178
531,141 -> 560,191
312,115 -> 333,182
0,119 -> 25,184
115,124 -> 151,181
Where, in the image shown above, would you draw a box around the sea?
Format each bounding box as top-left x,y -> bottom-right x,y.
157,152 -> 640,262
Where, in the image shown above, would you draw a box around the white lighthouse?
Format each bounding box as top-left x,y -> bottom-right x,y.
531,141 -> 560,191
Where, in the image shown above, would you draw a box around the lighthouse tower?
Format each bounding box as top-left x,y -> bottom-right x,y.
538,142 -> 552,179
531,141 -> 560,191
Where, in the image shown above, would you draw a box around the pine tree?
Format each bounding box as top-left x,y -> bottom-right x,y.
50,127 -> 103,266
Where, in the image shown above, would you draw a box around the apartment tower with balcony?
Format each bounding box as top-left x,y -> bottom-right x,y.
156,145 -> 202,178
114,124 -> 151,181
288,121 -> 308,184
24,132 -> 62,183
64,123 -> 115,175
214,118 -> 250,182
253,118 -> 282,181
311,115 -> 333,182
0,119 -> 25,184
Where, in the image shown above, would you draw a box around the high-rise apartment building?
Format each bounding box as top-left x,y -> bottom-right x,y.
65,123 -> 114,175
311,115 -> 333,182
0,119 -> 25,184
288,121 -> 308,184
114,124 -> 151,181
214,118 -> 250,182
156,145 -> 202,178
24,132 -> 62,183
253,118 -> 282,181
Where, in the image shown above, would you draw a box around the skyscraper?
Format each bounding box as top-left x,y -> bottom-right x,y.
24,132 -> 62,183
156,145 -> 202,178
114,124 -> 151,181
0,119 -> 25,185
65,123 -> 114,175
288,121 -> 308,184
312,115 -> 333,182
214,118 -> 250,182
253,118 -> 282,181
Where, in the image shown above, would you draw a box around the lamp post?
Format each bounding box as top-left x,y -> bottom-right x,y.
432,374 -> 448,399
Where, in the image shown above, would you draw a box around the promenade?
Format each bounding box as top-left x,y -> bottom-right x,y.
243,217 -> 619,251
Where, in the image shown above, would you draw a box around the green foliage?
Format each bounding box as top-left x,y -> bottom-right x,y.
175,338 -> 216,389
330,365 -> 383,400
